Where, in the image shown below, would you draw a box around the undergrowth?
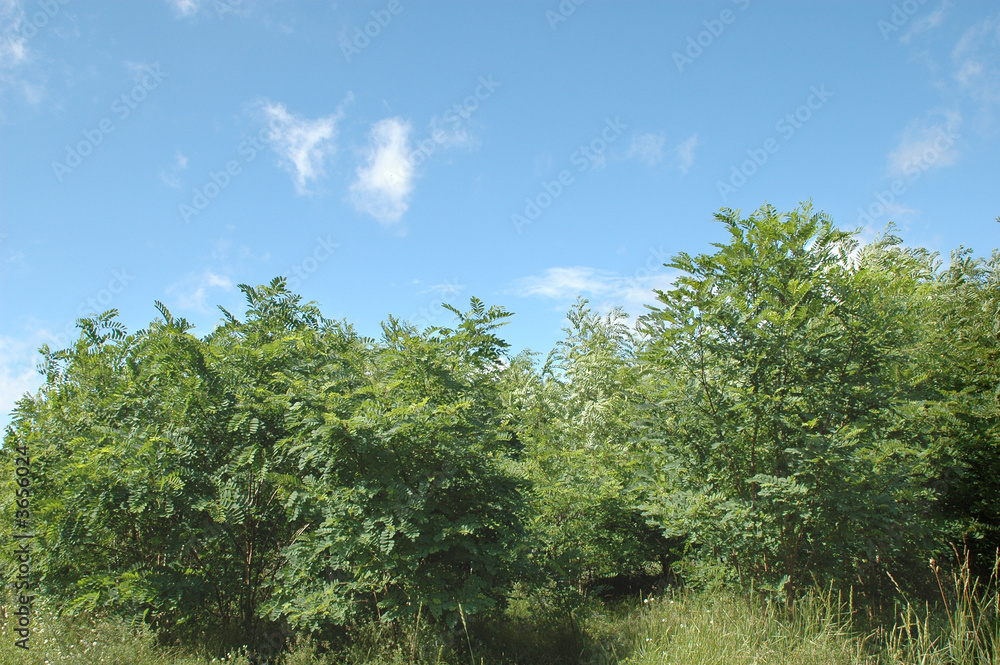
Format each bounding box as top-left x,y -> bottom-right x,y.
1,555 -> 996,665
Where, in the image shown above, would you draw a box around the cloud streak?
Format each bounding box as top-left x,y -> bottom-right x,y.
626,131 -> 666,166
886,110 -> 961,178
511,262 -> 677,320
165,270 -> 234,313
675,134 -> 699,173
159,150 -> 188,188
166,0 -> 201,17
900,1 -> 951,43
0,1 -> 28,72
0,334 -> 40,429
952,13 -> 1000,106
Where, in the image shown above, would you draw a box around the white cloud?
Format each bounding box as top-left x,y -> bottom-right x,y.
0,26 -> 27,72
0,0 -> 72,103
1,1 -> 29,97
166,0 -> 201,17
675,134 -> 699,174
167,0 -> 252,20
262,101 -> 343,195
19,79 -> 41,103
952,13 -> 1000,105
900,1 -> 951,44
0,334 -> 41,430
422,279 -> 464,297
159,171 -> 180,189
886,110 -> 961,178
514,267 -> 618,300
427,114 -> 477,152
159,150 -> 188,189
165,270 -> 234,313
350,117 -> 414,225
626,131 -> 666,167
881,202 -> 918,221
511,263 -> 677,320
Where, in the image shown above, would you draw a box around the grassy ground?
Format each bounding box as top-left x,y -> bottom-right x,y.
1,563 -> 997,665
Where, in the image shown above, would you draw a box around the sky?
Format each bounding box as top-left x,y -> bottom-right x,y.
1,0 -> 998,427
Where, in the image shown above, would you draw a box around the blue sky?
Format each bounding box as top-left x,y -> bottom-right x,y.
1,0 -> 998,426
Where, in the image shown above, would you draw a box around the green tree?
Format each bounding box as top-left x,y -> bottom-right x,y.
637,204 -> 942,599
505,301 -> 674,600
269,298 -> 525,631
902,248 -> 1000,575
1,283 -> 526,652
0,283 -> 328,648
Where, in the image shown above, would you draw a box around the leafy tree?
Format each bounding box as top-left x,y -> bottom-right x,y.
2,211 -> 995,655
505,301 -> 674,599
902,248 -> 1000,574
0,283 -> 329,647
269,298 -> 526,631
637,205 -> 942,599
1,283 -> 526,652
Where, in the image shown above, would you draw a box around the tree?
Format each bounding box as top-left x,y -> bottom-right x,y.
269,298 -> 526,631
902,248 -> 1000,575
1,283 -> 526,653
0,282 -> 330,648
505,300 -> 675,600
637,204 -> 942,599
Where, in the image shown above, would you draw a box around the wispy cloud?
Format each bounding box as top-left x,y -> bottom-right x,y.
262,101 -> 344,195
1,1 -> 38,102
407,278 -> 466,329
159,150 -> 188,189
0,334 -> 40,429
166,0 -> 201,17
900,1 -> 951,44
421,279 -> 464,297
886,110 -> 961,177
0,1 -> 28,72
513,267 -> 619,300
350,117 -> 414,225
427,114 -> 477,152
952,13 -> 1000,106
626,131 -> 666,167
511,264 -> 676,319
165,270 -> 234,313
675,133 -> 699,173
876,203 -> 919,229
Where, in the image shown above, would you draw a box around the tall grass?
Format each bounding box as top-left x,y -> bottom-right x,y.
2,555 -> 997,664
0,595 -> 255,665
880,549 -> 1000,664
609,590 -> 868,665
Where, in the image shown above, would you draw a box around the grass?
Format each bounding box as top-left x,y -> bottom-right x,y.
0,599 -> 255,665
879,550 -> 1000,664
2,557 -> 997,664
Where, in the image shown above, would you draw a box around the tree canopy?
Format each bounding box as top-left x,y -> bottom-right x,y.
3,204 -> 997,655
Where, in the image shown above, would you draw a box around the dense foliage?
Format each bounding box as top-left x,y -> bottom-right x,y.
1,283 -> 524,650
2,204 -> 997,659
638,206 -> 943,599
